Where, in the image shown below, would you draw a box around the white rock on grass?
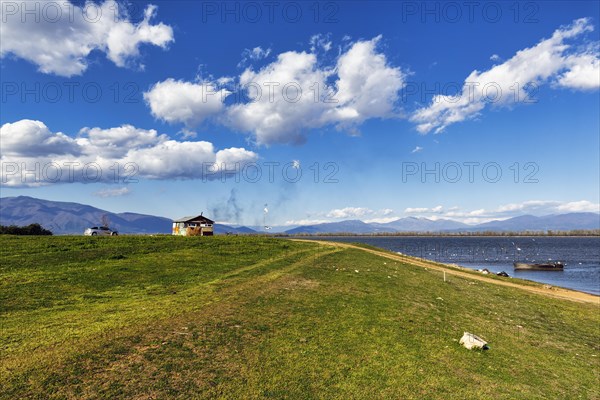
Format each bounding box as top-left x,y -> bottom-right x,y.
459,332 -> 489,350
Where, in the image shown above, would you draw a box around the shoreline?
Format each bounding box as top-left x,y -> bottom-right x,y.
293,235 -> 600,296
450,262 -> 600,297
292,239 -> 600,305
277,233 -> 600,238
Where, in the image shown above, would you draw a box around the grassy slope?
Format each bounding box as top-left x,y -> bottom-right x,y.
0,235 -> 598,399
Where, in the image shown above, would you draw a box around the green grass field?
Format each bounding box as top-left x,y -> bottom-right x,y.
1,235 -> 598,399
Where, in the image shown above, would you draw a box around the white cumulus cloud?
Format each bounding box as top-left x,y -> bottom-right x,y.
556,51 -> 600,90
323,207 -> 396,222
0,119 -> 81,156
145,35 -> 406,145
144,79 -> 230,129
283,218 -> 330,226
326,207 -> 373,219
0,120 -> 258,186
330,35 -> 405,127
556,200 -> 600,213
94,187 -> 131,198
405,205 -> 444,214
238,46 -> 272,67
411,18 -> 599,134
225,50 -> 331,145
0,0 -> 174,77
77,125 -> 167,158
495,200 -> 560,213
310,34 -> 332,53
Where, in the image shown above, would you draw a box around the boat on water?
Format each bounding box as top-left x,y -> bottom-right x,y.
513,262 -> 564,271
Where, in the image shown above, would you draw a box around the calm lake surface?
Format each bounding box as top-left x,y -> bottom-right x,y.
310,236 -> 600,295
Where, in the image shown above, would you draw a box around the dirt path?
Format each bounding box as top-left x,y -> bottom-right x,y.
291,239 -> 600,305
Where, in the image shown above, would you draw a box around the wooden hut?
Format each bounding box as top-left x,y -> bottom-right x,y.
172,214 -> 214,236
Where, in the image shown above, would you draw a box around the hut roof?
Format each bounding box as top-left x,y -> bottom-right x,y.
173,215 -> 214,224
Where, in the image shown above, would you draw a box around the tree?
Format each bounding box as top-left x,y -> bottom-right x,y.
101,214 -> 110,228
0,223 -> 53,235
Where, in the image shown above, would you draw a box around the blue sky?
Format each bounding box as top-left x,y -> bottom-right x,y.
1,0 -> 599,226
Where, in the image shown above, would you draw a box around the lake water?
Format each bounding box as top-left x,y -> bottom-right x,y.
309,236 -> 600,295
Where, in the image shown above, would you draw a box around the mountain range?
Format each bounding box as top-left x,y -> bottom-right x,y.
285,214 -> 599,234
0,196 -> 255,235
1,196 -> 598,235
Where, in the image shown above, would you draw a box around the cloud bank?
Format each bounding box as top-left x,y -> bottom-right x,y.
0,119 -> 257,187
408,200 -> 600,224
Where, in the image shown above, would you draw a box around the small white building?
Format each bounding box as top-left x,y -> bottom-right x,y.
172,214 -> 214,236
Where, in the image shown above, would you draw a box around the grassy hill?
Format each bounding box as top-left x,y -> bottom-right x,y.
1,235 -> 598,399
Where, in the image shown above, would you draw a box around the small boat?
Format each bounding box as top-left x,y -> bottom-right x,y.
513,262 -> 564,271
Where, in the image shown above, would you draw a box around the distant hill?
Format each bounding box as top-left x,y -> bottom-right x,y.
0,196 -> 173,234
464,213 -> 600,232
371,217 -> 469,232
285,220 -> 379,234
0,196 -> 255,235
213,224 -> 257,235
285,217 -> 470,234
284,213 -> 599,234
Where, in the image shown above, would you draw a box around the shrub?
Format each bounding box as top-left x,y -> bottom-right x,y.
0,223 -> 53,235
